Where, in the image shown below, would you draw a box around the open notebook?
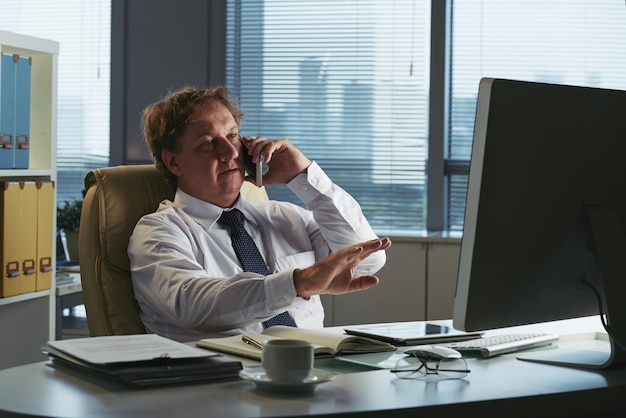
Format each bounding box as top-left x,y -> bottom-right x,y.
197,326 -> 396,360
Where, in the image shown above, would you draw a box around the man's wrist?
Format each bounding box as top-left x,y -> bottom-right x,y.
293,268 -> 311,300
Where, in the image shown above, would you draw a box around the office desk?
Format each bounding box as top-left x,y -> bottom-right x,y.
55,273 -> 83,340
1,318 -> 625,418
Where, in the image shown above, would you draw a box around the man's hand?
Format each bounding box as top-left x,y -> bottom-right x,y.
242,136 -> 311,184
293,237 -> 392,299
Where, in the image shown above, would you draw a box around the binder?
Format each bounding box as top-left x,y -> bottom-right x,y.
13,55 -> 31,169
43,334 -> 243,388
0,53 -> 31,169
19,181 -> 37,293
36,181 -> 54,290
0,54 -> 16,169
0,182 -> 21,296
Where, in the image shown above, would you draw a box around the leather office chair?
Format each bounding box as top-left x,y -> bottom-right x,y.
78,164 -> 269,336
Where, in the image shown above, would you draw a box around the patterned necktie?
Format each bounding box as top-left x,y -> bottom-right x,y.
218,209 -> 297,328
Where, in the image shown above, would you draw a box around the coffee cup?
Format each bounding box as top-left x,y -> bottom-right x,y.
261,339 -> 314,383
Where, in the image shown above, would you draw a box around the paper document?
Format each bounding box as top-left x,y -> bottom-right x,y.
47,334 -> 214,365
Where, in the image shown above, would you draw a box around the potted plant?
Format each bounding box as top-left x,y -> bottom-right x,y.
57,199 -> 83,260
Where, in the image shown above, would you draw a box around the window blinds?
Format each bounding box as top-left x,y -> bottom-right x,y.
447,0 -> 626,230
226,0 -> 431,236
0,0 -> 111,204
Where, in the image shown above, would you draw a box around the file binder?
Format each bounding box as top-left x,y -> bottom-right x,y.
1,182 -> 21,296
0,53 -> 31,169
36,181 -> 54,290
14,55 -> 31,169
20,181 -> 37,293
0,181 -> 46,295
0,54 -> 16,169
43,334 -> 243,388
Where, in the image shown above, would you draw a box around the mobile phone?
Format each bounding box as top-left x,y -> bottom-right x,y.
242,143 -> 263,187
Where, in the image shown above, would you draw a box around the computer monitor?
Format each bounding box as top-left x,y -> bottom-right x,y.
453,78 -> 626,369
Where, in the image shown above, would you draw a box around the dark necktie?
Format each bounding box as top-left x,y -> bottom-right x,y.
218,209 -> 297,328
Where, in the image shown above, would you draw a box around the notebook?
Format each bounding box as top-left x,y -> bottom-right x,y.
344,322 -> 483,346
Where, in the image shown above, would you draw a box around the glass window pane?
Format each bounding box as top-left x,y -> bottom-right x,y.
226,0 -> 431,236
0,0 -> 111,204
448,0 -> 626,230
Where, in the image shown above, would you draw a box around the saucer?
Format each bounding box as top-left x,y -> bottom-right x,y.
239,367 -> 334,393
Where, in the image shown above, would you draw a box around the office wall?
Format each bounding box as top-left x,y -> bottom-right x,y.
110,0 -> 226,165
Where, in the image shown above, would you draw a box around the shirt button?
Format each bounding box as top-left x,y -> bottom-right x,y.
302,185 -> 309,191
240,312 -> 247,319
279,297 -> 287,303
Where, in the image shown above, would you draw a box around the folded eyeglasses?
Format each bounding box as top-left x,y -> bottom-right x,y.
390,350 -> 470,379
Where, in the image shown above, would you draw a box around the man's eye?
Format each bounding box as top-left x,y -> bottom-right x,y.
227,133 -> 240,141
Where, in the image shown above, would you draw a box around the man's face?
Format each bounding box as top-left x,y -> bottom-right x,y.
161,100 -> 246,207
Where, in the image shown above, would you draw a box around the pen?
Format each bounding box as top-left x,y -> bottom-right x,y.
242,335 -> 263,350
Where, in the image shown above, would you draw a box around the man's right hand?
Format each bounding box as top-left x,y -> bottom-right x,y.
242,136 -> 312,185
293,237 -> 392,299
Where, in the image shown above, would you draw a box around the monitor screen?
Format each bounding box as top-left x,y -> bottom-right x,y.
453,78 -> 626,369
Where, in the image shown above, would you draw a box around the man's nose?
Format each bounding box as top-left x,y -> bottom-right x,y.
218,138 -> 240,161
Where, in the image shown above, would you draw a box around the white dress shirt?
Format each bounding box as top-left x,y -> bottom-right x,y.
128,162 -> 385,342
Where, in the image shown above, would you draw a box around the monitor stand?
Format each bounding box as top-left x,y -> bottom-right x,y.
518,205 -> 626,370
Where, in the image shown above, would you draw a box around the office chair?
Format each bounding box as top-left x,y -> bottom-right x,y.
78,164 -> 269,336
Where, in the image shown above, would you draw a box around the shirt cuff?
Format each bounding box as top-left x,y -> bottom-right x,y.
287,161 -> 333,206
263,269 -> 305,310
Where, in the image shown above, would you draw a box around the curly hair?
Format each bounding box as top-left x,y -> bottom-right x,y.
141,86 -> 245,189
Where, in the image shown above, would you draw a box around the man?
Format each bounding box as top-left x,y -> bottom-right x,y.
128,86 -> 391,342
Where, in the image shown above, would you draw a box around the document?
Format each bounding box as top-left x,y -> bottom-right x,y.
196,326 -> 396,360
47,334 -> 213,364
43,334 -> 243,388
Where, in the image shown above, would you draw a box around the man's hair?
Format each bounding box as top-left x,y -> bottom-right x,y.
141,86 -> 245,189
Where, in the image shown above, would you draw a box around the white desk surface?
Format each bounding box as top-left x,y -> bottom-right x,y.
55,272 -> 82,296
1,317 -> 625,418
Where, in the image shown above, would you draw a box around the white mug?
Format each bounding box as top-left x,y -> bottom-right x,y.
261,339 -> 314,383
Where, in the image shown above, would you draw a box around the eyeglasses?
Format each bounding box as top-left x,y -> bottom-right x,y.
390,352 -> 470,379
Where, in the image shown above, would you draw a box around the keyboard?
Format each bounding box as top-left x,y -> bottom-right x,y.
444,333 -> 559,357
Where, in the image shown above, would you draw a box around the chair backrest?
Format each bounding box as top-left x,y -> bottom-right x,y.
78,164 -> 269,336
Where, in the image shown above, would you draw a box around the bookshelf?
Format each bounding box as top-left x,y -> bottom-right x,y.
0,30 -> 58,369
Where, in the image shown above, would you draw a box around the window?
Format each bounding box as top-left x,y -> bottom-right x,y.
227,0 -> 626,236
447,0 -> 626,230
226,0 -> 431,236
0,0 -> 111,204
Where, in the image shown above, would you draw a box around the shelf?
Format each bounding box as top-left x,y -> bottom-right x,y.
0,30 -> 59,368
0,168 -> 53,180
0,290 -> 50,306
0,30 -> 59,55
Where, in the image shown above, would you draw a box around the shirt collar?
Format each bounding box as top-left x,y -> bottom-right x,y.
173,188 -> 260,230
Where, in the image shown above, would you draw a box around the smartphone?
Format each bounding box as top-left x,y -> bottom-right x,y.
242,143 -> 263,187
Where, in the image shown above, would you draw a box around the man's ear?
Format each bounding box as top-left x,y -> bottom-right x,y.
161,149 -> 182,176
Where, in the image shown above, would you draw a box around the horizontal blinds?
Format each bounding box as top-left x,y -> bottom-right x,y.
226,0 -> 431,236
447,0 -> 626,231
0,0 -> 111,204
